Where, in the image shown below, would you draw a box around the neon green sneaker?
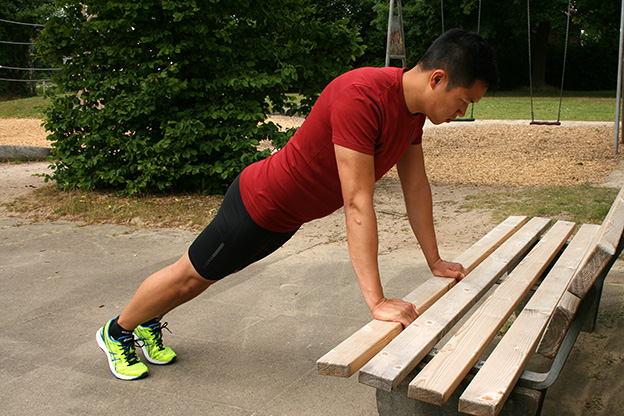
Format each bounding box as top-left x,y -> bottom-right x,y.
134,319 -> 177,365
96,319 -> 148,380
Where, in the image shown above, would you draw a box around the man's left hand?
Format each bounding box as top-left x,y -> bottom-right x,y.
430,259 -> 467,281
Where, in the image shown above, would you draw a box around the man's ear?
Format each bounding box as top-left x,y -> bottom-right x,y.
429,69 -> 448,90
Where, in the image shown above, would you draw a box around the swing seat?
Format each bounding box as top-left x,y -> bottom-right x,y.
530,120 -> 561,126
451,117 -> 476,122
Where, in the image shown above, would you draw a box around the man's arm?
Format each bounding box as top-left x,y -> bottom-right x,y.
396,144 -> 466,279
334,144 -> 419,327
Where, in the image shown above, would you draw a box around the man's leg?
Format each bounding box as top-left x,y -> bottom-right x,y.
97,252 -> 214,379
117,251 -> 215,331
96,174 -> 297,379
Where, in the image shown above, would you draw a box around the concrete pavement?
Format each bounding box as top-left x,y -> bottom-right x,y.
0,215 -> 440,415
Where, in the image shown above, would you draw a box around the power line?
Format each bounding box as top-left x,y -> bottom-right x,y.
0,77 -> 51,82
0,64 -> 59,71
0,40 -> 37,45
0,18 -> 44,27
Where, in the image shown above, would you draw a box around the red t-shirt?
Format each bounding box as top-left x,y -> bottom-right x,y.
240,67 -> 425,232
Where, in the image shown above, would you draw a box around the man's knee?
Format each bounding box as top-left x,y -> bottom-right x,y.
173,253 -> 216,294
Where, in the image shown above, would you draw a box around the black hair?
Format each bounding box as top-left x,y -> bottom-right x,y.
417,28 -> 499,91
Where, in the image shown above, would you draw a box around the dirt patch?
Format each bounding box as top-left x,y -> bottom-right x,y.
1,117 -> 622,230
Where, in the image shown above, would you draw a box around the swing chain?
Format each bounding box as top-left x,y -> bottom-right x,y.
557,0 -> 573,124
527,0 -> 572,125
527,0 -> 535,123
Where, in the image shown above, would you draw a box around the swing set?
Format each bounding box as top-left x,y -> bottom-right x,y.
387,0 -> 573,125
444,0 -> 572,124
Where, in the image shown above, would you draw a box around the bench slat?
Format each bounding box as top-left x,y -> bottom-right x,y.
316,216 -> 528,378
457,224 -> 600,416
358,217 -> 552,392
536,291 -> 581,358
567,185 -> 624,298
407,220 -> 575,406
453,216 -> 530,275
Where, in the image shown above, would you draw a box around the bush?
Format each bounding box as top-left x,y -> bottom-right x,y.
37,0 -> 363,194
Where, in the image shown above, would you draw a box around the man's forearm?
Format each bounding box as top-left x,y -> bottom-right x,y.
344,202 -> 384,312
404,181 -> 441,269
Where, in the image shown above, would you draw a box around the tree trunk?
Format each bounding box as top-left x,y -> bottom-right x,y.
532,21 -> 551,89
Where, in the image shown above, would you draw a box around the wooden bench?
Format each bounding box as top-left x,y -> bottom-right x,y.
317,185 -> 624,416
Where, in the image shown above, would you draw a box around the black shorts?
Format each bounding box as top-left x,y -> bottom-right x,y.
188,175 -> 298,280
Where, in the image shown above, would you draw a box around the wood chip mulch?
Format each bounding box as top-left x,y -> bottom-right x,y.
2,117 -> 622,187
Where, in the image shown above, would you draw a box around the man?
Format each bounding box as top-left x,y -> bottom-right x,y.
96,28 -> 499,380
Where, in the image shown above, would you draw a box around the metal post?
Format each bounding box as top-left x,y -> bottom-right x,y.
397,1 -> 407,68
614,0 -> 624,154
385,0 -> 395,67
385,0 -> 407,68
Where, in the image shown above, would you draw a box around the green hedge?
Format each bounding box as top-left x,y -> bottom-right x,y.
37,0 -> 363,194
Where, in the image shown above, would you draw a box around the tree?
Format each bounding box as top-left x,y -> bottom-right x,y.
564,0 -> 621,90
0,0 -> 56,98
37,0 -> 363,194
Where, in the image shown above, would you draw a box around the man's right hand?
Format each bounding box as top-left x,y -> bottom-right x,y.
371,297 -> 419,328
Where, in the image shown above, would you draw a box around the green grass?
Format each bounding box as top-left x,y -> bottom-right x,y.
0,89 -> 618,121
475,93 -> 616,121
0,95 -> 49,119
461,185 -> 620,225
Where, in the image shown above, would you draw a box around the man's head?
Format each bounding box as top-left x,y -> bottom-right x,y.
417,28 -> 499,92
405,28 -> 498,124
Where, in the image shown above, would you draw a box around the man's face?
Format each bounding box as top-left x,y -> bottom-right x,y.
427,77 -> 488,125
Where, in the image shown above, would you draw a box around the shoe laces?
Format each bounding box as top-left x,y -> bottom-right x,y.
145,321 -> 171,351
117,334 -> 142,365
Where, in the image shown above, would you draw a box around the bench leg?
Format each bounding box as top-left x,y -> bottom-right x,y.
581,270 -> 606,333
376,369 -> 545,416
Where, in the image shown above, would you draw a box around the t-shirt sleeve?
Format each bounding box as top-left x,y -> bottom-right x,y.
412,129 -> 423,145
329,84 -> 380,155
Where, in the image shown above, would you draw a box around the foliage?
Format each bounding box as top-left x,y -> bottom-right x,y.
0,0 -> 56,97
312,0 -> 382,68
37,0 -> 363,194
350,0 -> 619,91
562,0 -> 621,90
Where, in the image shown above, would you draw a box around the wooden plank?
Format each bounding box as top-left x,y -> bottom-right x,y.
453,216 -> 530,275
316,216 -> 528,377
408,220 -> 575,406
568,185 -> 624,298
358,217 -> 552,392
536,291 -> 581,358
458,224 -> 600,416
